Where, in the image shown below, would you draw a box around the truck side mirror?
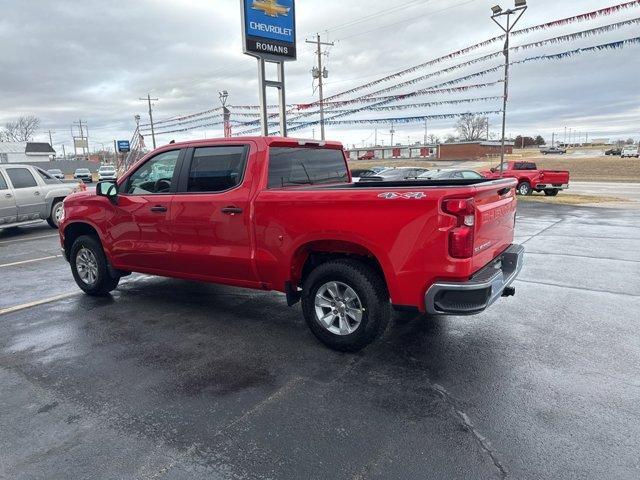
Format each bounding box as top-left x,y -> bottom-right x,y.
490,168 -> 496,173
96,181 -> 118,204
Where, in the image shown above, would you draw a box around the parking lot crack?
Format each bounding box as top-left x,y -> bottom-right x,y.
430,383 -> 508,480
520,218 -> 565,245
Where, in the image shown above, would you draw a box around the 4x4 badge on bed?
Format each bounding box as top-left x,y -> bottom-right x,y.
378,192 -> 427,199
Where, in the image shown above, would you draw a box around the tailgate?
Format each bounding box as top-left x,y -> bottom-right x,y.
540,170 -> 570,184
471,179 -> 517,272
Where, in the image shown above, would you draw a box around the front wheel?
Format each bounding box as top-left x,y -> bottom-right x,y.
517,181 -> 532,196
301,259 -> 391,352
544,189 -> 559,197
70,235 -> 120,296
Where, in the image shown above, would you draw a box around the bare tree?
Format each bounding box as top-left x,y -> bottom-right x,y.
1,115 -> 41,142
455,114 -> 488,141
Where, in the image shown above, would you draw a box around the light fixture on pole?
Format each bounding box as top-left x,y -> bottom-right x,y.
219,90 -> 231,138
490,0 -> 527,177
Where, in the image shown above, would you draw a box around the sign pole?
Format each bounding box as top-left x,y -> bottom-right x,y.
277,62 -> 287,137
257,58 -> 269,136
241,0 -> 296,137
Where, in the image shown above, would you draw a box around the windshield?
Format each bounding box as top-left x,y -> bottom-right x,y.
77,169 -> 90,174
99,166 -> 115,171
268,147 -> 349,188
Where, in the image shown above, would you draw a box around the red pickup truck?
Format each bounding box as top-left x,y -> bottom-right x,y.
481,161 -> 570,196
59,137 -> 524,351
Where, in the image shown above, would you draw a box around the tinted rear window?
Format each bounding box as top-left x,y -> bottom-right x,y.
268,147 -> 348,188
7,168 -> 37,189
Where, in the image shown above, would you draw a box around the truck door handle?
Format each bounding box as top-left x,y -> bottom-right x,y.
34,191 -> 41,196
150,205 -> 168,213
498,187 -> 511,196
4,193 -> 11,198
221,206 -> 243,215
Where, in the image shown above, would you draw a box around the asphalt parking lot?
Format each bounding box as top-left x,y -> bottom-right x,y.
1,202 -> 639,480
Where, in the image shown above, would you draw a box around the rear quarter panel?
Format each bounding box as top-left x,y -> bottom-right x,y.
252,181 -> 515,308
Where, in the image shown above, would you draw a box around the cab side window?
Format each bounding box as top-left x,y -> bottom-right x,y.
124,150 -> 180,195
462,171 -> 482,179
186,146 -> 247,193
0,172 -> 8,190
6,168 -> 37,189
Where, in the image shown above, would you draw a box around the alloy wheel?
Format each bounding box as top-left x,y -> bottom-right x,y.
314,281 -> 364,336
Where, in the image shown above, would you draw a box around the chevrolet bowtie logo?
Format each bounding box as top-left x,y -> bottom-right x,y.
252,0 -> 290,17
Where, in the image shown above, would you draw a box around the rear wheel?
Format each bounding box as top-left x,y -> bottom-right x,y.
46,200 -> 64,229
544,189 -> 559,197
517,182 -> 532,196
70,235 -> 120,296
301,259 -> 390,352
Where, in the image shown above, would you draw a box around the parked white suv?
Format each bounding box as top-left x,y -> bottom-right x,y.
98,165 -> 118,181
0,165 -> 83,229
621,145 -> 639,158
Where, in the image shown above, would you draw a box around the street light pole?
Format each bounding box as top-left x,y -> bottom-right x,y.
491,1 -> 527,177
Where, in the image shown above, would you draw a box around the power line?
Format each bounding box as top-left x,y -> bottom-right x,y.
336,0 -> 479,42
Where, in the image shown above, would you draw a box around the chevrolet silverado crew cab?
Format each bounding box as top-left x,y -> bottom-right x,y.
481,161 -> 570,196
59,137 -> 524,351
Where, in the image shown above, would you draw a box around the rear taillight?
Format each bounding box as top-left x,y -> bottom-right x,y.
443,198 -> 475,259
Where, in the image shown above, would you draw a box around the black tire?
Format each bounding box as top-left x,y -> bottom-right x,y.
70,235 -> 120,296
517,181 -> 532,196
46,200 -> 63,229
301,259 -> 391,352
544,189 -> 559,197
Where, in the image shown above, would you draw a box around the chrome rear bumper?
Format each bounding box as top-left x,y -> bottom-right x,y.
425,244 -> 525,315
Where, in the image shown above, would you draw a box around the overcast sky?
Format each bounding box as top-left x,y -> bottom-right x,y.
1,0 -> 639,152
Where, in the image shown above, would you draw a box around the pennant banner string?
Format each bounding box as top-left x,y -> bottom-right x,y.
146,4 -> 640,128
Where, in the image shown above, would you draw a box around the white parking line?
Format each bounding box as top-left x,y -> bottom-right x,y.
0,234 -> 59,245
0,292 -> 81,316
0,255 -> 63,268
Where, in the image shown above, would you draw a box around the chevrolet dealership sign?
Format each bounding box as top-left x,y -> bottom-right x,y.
241,0 -> 296,60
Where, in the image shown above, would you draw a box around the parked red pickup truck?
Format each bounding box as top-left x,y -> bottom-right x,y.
481,161 -> 570,196
59,137 -> 524,351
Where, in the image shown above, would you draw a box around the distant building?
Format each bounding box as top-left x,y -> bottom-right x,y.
0,142 -> 56,163
437,141 -> 513,160
346,144 -> 437,160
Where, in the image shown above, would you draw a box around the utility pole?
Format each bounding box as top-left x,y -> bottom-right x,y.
306,34 -> 334,141
219,90 -> 231,138
61,144 -> 66,159
491,0 -> 527,177
390,122 -> 395,147
48,130 -> 53,147
424,119 -> 428,145
140,93 -> 159,149
551,132 -> 555,148
374,128 -> 378,146
312,128 -> 315,139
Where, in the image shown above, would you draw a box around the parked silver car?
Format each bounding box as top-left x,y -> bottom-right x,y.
47,168 -> 65,179
0,165 -> 84,229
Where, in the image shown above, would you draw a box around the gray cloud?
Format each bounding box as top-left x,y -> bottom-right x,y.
1,0 -> 638,151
